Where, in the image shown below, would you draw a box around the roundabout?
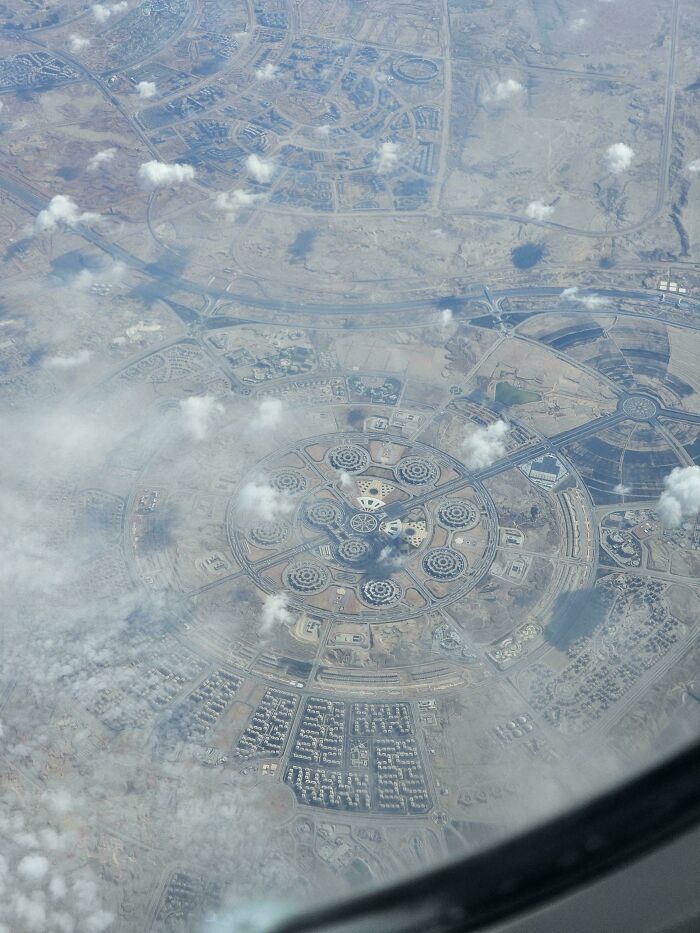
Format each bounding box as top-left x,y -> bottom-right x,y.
621,394 -> 659,422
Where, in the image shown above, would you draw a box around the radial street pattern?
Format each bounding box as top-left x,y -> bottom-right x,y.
0,0 -> 698,925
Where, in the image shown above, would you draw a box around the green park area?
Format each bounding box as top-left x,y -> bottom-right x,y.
495,381 -> 541,406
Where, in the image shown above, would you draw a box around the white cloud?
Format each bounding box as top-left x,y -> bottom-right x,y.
526,200 -> 554,221
10,892 -> 46,931
17,854 -> 49,882
687,159 -> 700,173
214,188 -> 260,220
87,147 -> 116,171
439,307 -> 453,328
138,160 -> 195,188
378,544 -> 405,569
32,195 -> 100,233
255,63 -> 278,80
49,876 -> 67,900
490,78 -> 525,102
560,286 -> 611,309
68,34 -> 90,52
605,142 -> 634,174
245,154 -> 274,184
91,1 -> 128,23
67,259 -> 125,291
337,470 -> 354,490
238,480 -> 295,522
569,16 -> 587,31
44,349 -> 92,369
253,398 -> 283,431
613,482 -> 631,495
657,465 -> 700,527
83,909 -> 115,932
136,80 -> 156,100
91,2 -> 110,21
179,396 -> 224,441
377,140 -> 399,174
38,829 -> 65,852
461,420 -> 509,469
0,387 -> 299,932
315,124 -> 331,137
0,837 -> 114,932
261,592 -> 292,634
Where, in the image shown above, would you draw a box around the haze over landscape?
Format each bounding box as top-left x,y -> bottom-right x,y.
0,0 -> 699,930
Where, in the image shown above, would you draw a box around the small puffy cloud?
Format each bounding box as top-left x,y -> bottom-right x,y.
73,878 -> 101,913
253,398 -> 283,430
560,286 -> 610,309
261,592 -> 293,634
490,78 -> 525,102
17,854 -> 50,882
378,544 -> 405,569
179,395 -> 224,441
569,15 -> 587,30
10,892 -> 47,931
377,140 -> 399,174
83,909 -> 115,932
687,159 -> 700,173
138,160 -> 195,188
605,142 -> 634,174
526,200 -> 554,221
49,876 -> 67,900
44,791 -> 72,816
136,80 -> 156,100
613,482 -> 631,496
238,480 -> 295,522
214,188 -> 260,220
0,101 -> 4,113
68,259 -> 125,291
462,420 -> 509,469
44,349 -> 92,369
315,124 -> 331,137
69,34 -> 90,51
255,62 -> 278,80
439,307 -> 453,328
87,147 -> 116,171
32,195 -> 99,233
245,154 -> 274,184
213,905 -> 293,931
91,0 -> 128,23
337,470 -> 354,490
656,465 -> 700,527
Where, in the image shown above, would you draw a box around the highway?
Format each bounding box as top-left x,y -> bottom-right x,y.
383,409 -> 625,520
2,165 -> 699,322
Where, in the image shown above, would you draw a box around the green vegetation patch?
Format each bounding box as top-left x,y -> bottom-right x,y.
495,381 -> 541,406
